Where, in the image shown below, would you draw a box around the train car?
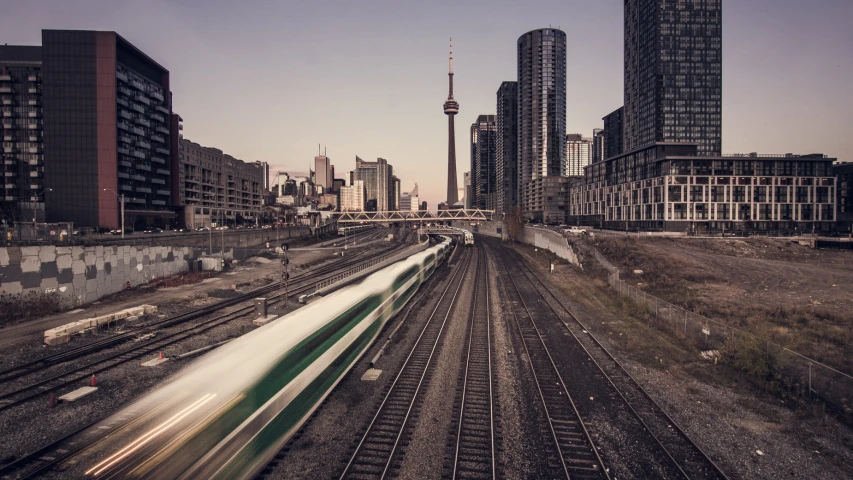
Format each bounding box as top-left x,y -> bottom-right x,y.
77,237 -> 451,479
338,224 -> 371,236
463,231 -> 474,246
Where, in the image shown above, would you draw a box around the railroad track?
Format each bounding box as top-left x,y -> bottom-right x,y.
339,246 -> 474,480
447,244 -> 497,480
491,246 -> 609,480
510,249 -> 729,480
0,235 -> 414,414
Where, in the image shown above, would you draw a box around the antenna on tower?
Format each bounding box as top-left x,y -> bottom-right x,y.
318,143 -> 320,156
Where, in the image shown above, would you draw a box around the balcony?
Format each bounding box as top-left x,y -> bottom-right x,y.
28,135 -> 39,142
118,172 -> 129,179
136,186 -> 151,193
136,95 -> 150,106
150,91 -> 164,102
156,190 -> 170,196
27,124 -> 38,130
135,117 -> 150,128
151,113 -> 165,123
131,80 -> 146,91
151,134 -> 165,143
0,87 -> 12,94
29,171 -> 39,177
119,134 -> 132,143
27,99 -> 38,106
28,159 -> 39,166
155,147 -> 169,155
4,172 -> 16,177
151,200 -> 166,206
119,87 -> 133,96
137,140 -> 151,150
156,168 -> 170,175
3,147 -> 14,154
28,75 -> 38,82
151,178 -> 165,185
119,160 -> 131,168
117,98 -> 128,107
3,136 -> 11,141
132,150 -> 146,159
27,147 -> 40,154
131,103 -> 145,113
132,127 -> 144,136
118,122 -> 130,131
151,156 -> 166,164
156,126 -> 169,135
27,88 -> 39,95
116,71 -> 128,82
27,112 -> 39,118
117,147 -> 130,155
120,110 -> 133,120
1,99 -> 13,106
119,184 -> 133,191
131,174 -> 146,182
137,164 -> 151,172
1,112 -> 13,117
156,105 -> 169,115
0,75 -> 10,81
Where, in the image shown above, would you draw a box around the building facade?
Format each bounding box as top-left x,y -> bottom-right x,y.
835,162 -> 853,230
314,154 -> 331,193
178,138 -> 264,229
39,30 -> 176,229
495,81 -> 517,215
470,114 -> 497,210
339,179 -> 365,212
0,46 -> 43,224
623,0 -> 722,155
523,176 -> 569,225
592,128 -> 605,164
517,28 -> 566,220
603,107 -> 623,161
570,144 -> 836,232
566,133 -> 592,177
351,156 -> 393,211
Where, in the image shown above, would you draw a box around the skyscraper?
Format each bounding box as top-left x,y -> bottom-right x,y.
517,28 -> 566,218
495,81 -> 517,215
470,114 -> 497,210
603,107 -> 623,160
351,156 -> 392,211
623,0 -> 722,155
565,134 -> 592,177
444,39 -> 459,206
314,154 -> 331,193
592,128 -> 605,164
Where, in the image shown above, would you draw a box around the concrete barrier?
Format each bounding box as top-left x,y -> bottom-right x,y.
44,304 -> 158,345
520,226 -> 581,268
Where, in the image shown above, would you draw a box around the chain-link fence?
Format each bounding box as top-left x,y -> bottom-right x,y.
594,248 -> 853,419
0,222 -> 76,246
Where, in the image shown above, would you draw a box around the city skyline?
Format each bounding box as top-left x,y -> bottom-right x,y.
3,0 -> 851,209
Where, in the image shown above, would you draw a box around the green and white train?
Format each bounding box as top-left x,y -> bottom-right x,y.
79,237 -> 452,479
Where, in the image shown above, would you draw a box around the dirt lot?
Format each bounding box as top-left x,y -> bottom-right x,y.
586,236 -> 853,374
513,242 -> 853,480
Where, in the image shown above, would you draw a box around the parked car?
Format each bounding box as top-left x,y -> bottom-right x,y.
564,226 -> 587,236
143,227 -> 164,234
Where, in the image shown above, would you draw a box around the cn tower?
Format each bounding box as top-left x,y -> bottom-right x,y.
444,38 -> 459,207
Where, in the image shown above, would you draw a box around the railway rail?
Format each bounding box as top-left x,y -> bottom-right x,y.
448,244 -> 497,479
491,245 -> 609,480
339,246 -> 474,480
0,231 -> 412,414
510,248 -> 729,480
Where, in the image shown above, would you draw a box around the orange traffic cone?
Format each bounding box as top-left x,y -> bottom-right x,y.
90,374 -> 97,387
158,351 -> 164,360
48,392 -> 56,408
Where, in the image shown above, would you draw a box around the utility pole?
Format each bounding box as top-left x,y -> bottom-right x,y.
279,242 -> 289,306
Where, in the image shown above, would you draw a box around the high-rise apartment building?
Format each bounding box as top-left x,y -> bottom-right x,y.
592,128 -> 605,164
391,175 -> 400,211
517,28 -> 566,219
351,156 -> 392,211
566,134 -> 592,177
178,138 -> 264,229
40,30 -> 176,228
339,179 -> 365,212
495,81 -> 517,215
603,107 -> 623,160
470,114 -> 497,210
623,0 -> 722,155
0,46 -> 43,223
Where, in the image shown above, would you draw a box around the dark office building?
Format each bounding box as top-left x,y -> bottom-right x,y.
470,114 -> 497,210
623,0 -> 722,155
517,28 -> 566,220
40,30 -> 174,228
603,107 -> 623,161
592,128 -> 605,164
0,46 -> 43,223
495,81 -> 517,215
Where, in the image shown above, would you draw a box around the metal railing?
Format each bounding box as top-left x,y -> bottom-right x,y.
593,248 -> 853,418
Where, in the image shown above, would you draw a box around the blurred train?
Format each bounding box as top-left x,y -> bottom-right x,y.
338,224 -> 372,236
77,237 -> 452,479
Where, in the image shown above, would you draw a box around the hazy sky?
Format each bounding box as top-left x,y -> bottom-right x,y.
3,0 -> 852,209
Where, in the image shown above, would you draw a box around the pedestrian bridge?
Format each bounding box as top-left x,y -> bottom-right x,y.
334,209 -> 494,224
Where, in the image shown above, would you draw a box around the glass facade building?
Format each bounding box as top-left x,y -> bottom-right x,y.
469,114 -> 497,210
566,133 -> 592,177
517,28 -> 566,219
495,81 -> 517,215
623,0 -> 722,155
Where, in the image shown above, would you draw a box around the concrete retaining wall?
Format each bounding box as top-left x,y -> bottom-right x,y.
0,245 -> 196,306
521,226 -> 581,268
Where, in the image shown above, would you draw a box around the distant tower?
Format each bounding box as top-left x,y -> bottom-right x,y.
444,38 -> 460,207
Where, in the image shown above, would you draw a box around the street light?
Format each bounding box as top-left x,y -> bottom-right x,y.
103,188 -> 125,238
